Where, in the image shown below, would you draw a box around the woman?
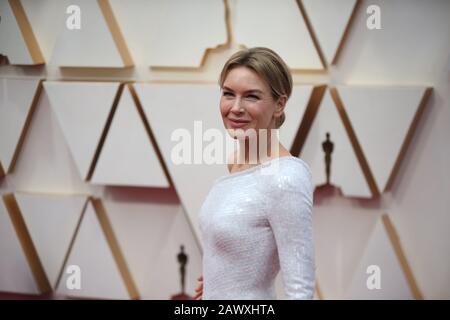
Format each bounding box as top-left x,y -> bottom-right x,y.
194,47 -> 315,300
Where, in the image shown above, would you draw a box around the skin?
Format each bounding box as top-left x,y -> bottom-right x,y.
220,66 -> 291,173
194,66 -> 292,300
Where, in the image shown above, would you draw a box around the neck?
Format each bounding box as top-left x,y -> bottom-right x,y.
236,128 -> 280,165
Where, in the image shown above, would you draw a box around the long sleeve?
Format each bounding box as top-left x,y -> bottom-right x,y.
266,160 -> 315,299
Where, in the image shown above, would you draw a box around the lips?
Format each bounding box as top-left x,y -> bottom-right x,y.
228,118 -> 250,129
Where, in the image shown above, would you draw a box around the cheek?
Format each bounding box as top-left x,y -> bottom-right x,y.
219,98 -> 231,117
247,102 -> 273,123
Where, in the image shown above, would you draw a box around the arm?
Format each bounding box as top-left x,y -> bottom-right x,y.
266,161 -> 315,299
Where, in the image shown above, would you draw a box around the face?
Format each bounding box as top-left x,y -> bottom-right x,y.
220,66 -> 286,140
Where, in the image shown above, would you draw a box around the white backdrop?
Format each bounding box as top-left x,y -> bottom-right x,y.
0,0 -> 449,299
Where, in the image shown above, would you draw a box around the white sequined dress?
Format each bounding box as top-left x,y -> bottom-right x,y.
199,156 -> 315,299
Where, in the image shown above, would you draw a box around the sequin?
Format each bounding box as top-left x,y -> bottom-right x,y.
198,156 -> 315,299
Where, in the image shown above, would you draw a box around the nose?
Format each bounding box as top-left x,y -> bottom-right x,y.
230,97 -> 244,114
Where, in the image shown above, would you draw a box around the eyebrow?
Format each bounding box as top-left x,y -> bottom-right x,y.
222,86 -> 264,95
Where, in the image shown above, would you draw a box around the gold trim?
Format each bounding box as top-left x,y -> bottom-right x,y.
45,78 -> 326,85
91,197 -> 140,299
150,0 -> 231,70
296,0 -> 327,68
0,162 -> 4,177
134,79 -> 222,85
195,0 -> 232,69
54,198 -> 89,290
129,83 -> 204,252
332,0 -> 361,65
291,69 -> 329,75
223,0 -> 233,46
97,0 -> 133,67
291,85 -> 327,156
128,83 -> 174,187
9,190 -> 91,198
315,279 -> 324,300
8,0 -> 45,64
7,79 -> 43,174
385,88 -> 433,191
86,83 -> 125,181
45,79 -> 124,83
381,214 -> 423,299
2,194 -> 51,293
330,87 -> 380,197
296,0 -> 360,66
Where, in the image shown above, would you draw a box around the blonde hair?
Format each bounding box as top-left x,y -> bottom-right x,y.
219,47 -> 292,128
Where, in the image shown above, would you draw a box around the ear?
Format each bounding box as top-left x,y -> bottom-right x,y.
273,95 -> 287,118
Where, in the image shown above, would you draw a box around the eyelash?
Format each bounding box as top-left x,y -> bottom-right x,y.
223,92 -> 260,100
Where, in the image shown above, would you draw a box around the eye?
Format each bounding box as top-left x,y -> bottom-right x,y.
246,94 -> 260,100
223,91 -> 234,97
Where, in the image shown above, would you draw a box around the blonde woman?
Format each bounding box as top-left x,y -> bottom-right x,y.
194,47 -> 315,300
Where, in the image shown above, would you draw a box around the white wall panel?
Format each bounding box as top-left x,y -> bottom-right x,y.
104,199 -> 202,299
0,0 -> 44,65
110,0 -> 227,68
233,0 -> 323,70
91,85 -> 169,187
15,193 -> 87,288
56,200 -> 130,299
300,90 -> 372,197
133,83 -> 226,244
44,81 -> 120,180
50,0 -> 132,67
20,0 -> 66,63
337,86 -> 429,192
8,89 -> 92,194
0,78 -> 40,174
280,85 -> 314,150
313,199 -> 379,299
0,197 -> 39,294
302,0 -> 357,65
344,215 -> 415,299
0,0 -> 449,299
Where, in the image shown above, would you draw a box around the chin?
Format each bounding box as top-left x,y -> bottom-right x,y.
226,127 -> 256,141
226,128 -> 244,140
